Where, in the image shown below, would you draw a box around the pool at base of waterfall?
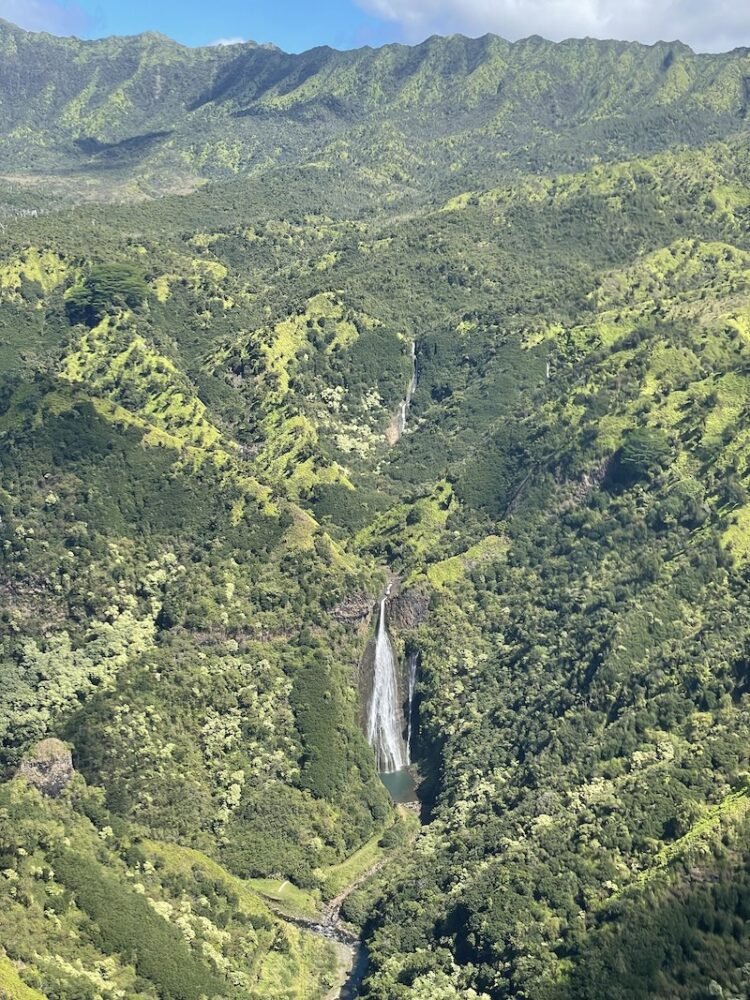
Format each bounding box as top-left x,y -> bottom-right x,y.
379,767 -> 418,803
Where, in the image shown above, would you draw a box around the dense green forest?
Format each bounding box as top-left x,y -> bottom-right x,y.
1,16 -> 750,1000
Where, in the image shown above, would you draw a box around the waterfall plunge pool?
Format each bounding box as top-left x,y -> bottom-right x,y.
379,767 -> 418,803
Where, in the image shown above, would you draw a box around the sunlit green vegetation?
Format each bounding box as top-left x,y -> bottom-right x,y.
2,18 -> 750,1000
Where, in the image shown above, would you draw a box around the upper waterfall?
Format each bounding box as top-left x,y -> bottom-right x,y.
366,598 -> 407,773
387,340 -> 418,445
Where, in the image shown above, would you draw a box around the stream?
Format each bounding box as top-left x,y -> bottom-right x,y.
306,592 -> 420,996
397,340 -> 417,437
273,345 -> 422,990
272,855 -> 389,999
273,909 -> 368,999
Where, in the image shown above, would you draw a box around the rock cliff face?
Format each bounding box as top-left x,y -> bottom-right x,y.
331,593 -> 373,627
557,456 -> 613,511
389,590 -> 430,631
18,739 -> 74,798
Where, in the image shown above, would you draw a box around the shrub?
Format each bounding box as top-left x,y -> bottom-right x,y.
52,849 -> 224,1000
618,428 -> 671,481
66,264 -> 148,325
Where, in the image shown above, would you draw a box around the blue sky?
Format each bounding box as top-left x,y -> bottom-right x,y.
83,0 -> 393,51
2,0 -> 749,53
1,0 -> 395,50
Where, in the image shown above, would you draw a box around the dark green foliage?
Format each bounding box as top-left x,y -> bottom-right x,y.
617,427 -> 672,482
51,848 -> 225,1000
555,843 -> 750,1000
339,327 -> 410,411
309,482 -> 390,532
66,264 -> 148,325
456,424 -> 534,517
291,651 -> 349,801
2,21 -> 750,1000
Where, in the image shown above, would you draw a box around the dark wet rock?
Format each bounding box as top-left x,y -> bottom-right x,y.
332,593 -> 372,626
389,589 -> 429,630
18,738 -> 74,798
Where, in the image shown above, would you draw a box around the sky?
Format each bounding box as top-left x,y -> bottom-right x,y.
1,0 -> 749,54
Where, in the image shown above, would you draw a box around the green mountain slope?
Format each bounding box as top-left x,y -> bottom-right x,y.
2,18 -> 750,1000
0,19 -> 748,202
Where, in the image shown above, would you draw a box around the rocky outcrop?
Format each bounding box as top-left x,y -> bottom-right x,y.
558,456 -> 613,511
389,589 -> 430,631
332,594 -> 373,626
18,738 -> 74,798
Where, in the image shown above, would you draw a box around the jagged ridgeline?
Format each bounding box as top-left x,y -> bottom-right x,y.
0,18 -> 748,205
1,15 -> 750,1000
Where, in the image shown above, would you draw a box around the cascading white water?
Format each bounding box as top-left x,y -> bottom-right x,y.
402,341 -> 417,432
405,651 -> 419,764
390,342 -> 418,443
366,598 -> 407,773
396,401 -> 408,436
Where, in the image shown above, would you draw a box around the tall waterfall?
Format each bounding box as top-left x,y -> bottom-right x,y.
405,651 -> 419,764
366,599 -> 407,773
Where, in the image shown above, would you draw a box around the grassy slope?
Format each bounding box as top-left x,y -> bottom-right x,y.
0,957 -> 46,1000
0,778 -> 342,1000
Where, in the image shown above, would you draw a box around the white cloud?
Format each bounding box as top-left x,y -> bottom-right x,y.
356,0 -> 750,52
209,36 -> 247,47
0,0 -> 89,35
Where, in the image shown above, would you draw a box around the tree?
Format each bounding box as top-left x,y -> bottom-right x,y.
66,264 -> 148,326
618,428 -> 671,481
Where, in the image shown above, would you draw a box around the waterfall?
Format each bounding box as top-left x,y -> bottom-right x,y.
405,651 -> 419,764
389,341 -> 418,444
396,401 -> 408,437
366,598 -> 407,773
401,341 -> 417,433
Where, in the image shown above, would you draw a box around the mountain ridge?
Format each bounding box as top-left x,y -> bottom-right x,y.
0,18 -> 747,200
3,16 -> 745,57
